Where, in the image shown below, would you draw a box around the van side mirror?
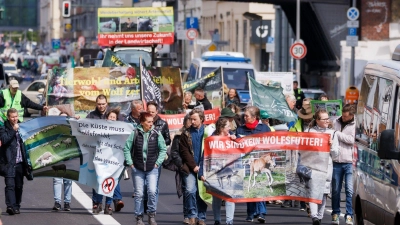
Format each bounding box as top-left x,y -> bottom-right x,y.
38,88 -> 44,93
377,129 -> 400,159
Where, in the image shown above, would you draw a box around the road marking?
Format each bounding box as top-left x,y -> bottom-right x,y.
72,182 -> 121,225
325,209 -> 345,218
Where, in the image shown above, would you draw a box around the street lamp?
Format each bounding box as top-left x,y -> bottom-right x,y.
181,0 -> 188,70
243,12 -> 263,71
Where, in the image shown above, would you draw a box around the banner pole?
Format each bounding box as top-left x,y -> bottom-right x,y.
220,66 -> 224,108
45,69 -> 51,116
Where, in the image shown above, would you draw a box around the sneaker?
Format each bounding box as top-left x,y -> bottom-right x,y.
299,207 -> 306,211
6,207 -> 15,215
331,214 -> 340,224
52,202 -> 61,211
64,202 -> 71,211
257,214 -> 266,223
275,200 -> 283,204
92,204 -> 100,215
245,216 -> 253,222
113,200 -> 124,212
345,215 -> 353,225
281,201 -> 291,208
136,215 -> 145,225
183,218 -> 190,224
214,221 -> 221,225
312,217 -> 321,225
198,220 -> 206,225
104,204 -> 113,215
14,208 -> 20,214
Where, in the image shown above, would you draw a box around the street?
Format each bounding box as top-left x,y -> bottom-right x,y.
0,169 -> 346,225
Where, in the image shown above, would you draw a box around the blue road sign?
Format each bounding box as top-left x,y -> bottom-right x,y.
52,39 -> 61,49
347,7 -> 359,21
348,28 -> 357,36
186,17 -> 199,29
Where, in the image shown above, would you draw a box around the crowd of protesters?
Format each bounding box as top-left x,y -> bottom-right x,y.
0,80 -> 356,225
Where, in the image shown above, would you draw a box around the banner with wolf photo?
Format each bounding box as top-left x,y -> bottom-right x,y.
46,67 -> 141,117
19,117 -> 133,197
183,67 -> 224,109
311,100 -> 342,120
203,131 -> 330,204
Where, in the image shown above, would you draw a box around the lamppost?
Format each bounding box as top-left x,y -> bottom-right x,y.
243,12 -> 263,71
181,0 -> 188,70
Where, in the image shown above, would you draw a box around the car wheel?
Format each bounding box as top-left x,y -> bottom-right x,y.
23,108 -> 31,117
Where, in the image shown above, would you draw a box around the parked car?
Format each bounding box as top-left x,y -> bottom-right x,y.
302,88 -> 326,100
0,61 -> 9,88
22,79 -> 46,116
3,63 -> 22,83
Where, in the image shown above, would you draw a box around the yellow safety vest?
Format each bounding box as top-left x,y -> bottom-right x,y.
294,88 -> 302,100
0,89 -> 24,123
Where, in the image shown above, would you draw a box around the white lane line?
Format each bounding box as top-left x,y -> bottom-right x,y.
72,182 -> 121,225
325,209 -> 345,218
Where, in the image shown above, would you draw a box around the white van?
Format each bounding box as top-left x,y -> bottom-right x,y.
184,51 -> 256,106
353,44 -> 400,225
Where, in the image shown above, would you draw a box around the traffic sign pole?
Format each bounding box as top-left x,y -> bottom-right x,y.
296,0 -> 301,86
350,0 -> 357,86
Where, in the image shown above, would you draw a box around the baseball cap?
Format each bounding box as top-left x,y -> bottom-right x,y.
9,80 -> 19,88
260,110 -> 270,120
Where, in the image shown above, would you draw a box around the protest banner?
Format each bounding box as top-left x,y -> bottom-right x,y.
255,72 -> 293,95
19,117 -> 134,197
249,76 -> 297,123
46,67 -> 141,117
183,67 -> 224,109
203,131 -> 331,204
311,100 -> 342,120
97,7 -> 174,46
101,50 -> 131,67
159,108 -> 220,129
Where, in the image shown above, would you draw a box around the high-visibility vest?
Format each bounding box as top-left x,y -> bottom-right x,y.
294,88 -> 302,100
0,89 -> 24,124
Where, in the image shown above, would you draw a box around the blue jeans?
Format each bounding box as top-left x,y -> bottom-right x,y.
331,162 -> 353,217
53,178 -> 72,203
247,202 -> 267,217
183,172 -> 208,221
212,196 -> 235,223
144,166 -> 162,203
113,183 -> 122,201
181,172 -> 188,218
132,166 -> 159,216
92,189 -> 113,205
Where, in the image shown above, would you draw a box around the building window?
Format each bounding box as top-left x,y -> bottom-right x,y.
243,19 -> 247,57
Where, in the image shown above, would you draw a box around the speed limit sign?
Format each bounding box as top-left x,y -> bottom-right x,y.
290,42 -> 307,60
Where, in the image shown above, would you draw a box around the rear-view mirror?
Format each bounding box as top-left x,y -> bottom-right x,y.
377,129 -> 400,160
38,88 -> 44,94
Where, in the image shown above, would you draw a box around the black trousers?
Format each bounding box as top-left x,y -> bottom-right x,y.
5,163 -> 24,210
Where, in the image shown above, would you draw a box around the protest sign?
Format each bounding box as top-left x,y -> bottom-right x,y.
46,67 -> 141,117
255,72 -> 293,95
203,132 -> 331,204
183,67 -> 224,109
249,76 -> 297,123
19,117 -> 134,197
159,109 -> 220,130
311,100 -> 342,119
102,50 -> 131,67
140,60 -> 162,110
97,7 -> 174,46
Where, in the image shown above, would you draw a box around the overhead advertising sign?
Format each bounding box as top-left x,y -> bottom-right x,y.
250,20 -> 271,44
97,7 -> 174,46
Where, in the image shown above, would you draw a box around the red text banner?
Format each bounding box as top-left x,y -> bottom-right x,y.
159,109 -> 221,130
98,33 -> 174,46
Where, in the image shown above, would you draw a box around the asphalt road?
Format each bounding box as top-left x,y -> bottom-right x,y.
0,169 -> 347,225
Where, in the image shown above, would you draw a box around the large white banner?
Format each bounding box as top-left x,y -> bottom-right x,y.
70,119 -> 134,197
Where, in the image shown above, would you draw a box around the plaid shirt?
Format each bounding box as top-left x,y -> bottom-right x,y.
15,132 -> 23,163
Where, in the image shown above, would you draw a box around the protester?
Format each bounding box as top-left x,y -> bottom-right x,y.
123,112 -> 167,225
0,108 -> 32,215
224,88 -> 240,107
170,114 -> 192,224
0,80 -> 48,124
283,98 -> 314,212
182,91 -> 196,113
293,81 -> 305,110
260,111 -> 275,131
125,99 -> 144,128
200,118 -> 236,225
331,104 -> 356,225
86,95 -> 124,214
319,94 -> 328,101
306,109 -> 338,225
147,101 -> 171,145
236,106 -> 270,223
179,109 -> 209,225
185,88 -> 212,110
225,103 -> 242,131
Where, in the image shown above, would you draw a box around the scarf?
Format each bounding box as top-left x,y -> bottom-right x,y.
245,120 -> 259,130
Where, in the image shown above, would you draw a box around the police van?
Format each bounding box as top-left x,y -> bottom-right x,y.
353,44 -> 400,225
183,51 -> 256,107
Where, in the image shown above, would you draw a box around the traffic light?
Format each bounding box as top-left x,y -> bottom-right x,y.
62,1 -> 71,17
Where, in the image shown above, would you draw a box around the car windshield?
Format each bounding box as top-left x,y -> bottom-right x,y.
304,92 -> 324,100
115,50 -> 152,67
201,67 -> 254,90
4,66 -> 16,71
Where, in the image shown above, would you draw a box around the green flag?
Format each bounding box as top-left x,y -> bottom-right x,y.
249,76 -> 297,123
101,50 -> 131,67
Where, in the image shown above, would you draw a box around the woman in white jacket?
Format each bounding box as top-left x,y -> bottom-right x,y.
306,109 -> 339,225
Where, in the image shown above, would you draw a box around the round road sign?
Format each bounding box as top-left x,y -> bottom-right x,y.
290,42 -> 307,60
186,28 -> 198,40
347,7 -> 359,21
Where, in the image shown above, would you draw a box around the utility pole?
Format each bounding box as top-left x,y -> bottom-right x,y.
350,0 -> 356,86
296,0 -> 301,86
181,0 -> 187,70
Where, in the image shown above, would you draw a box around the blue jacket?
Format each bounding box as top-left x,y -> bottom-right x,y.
236,123 -> 271,136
